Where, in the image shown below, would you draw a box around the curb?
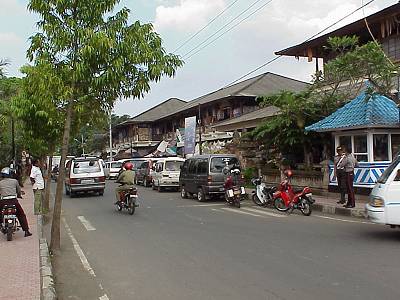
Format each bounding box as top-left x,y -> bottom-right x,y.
38,216 -> 57,300
312,203 -> 366,219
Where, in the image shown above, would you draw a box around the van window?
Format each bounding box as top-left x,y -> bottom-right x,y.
181,161 -> 189,173
377,156 -> 400,184
156,162 -> 163,173
73,160 -> 101,174
111,162 -> 122,169
210,157 -> 239,173
196,159 -> 208,174
188,160 -> 197,174
165,161 -> 183,171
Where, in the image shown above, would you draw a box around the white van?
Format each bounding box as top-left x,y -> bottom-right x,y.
105,161 -> 123,179
152,157 -> 185,192
366,156 -> 400,227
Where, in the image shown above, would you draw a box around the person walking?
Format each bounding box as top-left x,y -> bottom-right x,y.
30,158 -> 45,215
334,146 -> 347,204
344,149 -> 358,208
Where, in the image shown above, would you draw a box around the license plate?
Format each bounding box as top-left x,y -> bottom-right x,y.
5,215 -> 16,219
130,195 -> 138,198
306,193 -> 312,197
81,179 -> 94,184
234,191 -> 241,195
228,190 -> 234,197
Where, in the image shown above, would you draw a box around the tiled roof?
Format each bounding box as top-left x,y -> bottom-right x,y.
306,92 -> 399,132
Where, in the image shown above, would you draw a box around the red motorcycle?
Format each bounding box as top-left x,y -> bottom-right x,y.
273,170 -> 314,216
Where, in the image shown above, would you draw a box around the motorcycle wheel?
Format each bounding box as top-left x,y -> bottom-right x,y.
116,202 -> 123,212
252,194 -> 263,206
6,227 -> 13,241
234,197 -> 241,208
128,200 -> 135,215
274,197 -> 290,212
300,199 -> 312,216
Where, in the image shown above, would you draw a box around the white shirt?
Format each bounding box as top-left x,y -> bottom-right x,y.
30,165 -> 45,190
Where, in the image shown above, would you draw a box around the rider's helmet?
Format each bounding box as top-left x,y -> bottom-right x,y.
1,167 -> 12,178
124,162 -> 134,170
284,169 -> 293,178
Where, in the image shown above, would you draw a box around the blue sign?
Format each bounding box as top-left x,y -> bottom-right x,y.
184,116 -> 196,155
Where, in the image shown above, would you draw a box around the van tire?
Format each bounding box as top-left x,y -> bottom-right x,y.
197,188 -> 205,202
152,181 -> 156,190
65,185 -> 70,196
158,184 -> 163,192
144,179 -> 148,187
99,190 -> 104,196
181,186 -> 188,199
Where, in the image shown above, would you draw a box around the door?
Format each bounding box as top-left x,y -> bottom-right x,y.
195,159 -> 208,191
386,168 -> 400,224
185,159 -> 197,194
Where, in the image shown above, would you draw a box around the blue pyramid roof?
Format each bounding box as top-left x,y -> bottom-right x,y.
306,92 -> 399,132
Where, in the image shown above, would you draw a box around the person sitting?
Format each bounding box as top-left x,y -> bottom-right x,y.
115,162 -> 135,204
0,167 -> 32,237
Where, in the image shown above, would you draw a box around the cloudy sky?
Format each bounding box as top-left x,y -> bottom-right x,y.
0,0 -> 396,116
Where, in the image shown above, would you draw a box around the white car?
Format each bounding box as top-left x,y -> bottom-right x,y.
105,161 -> 123,180
152,157 -> 185,192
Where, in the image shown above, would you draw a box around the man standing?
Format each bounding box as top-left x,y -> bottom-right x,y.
344,149 -> 358,208
334,146 -> 347,204
30,159 -> 45,215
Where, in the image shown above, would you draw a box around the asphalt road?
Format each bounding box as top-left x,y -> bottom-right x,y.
48,181 -> 400,300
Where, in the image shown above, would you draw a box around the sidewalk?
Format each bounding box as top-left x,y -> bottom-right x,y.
0,184 -> 40,300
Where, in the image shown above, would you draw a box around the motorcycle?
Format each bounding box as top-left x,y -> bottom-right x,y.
115,187 -> 138,215
273,172 -> 315,216
0,196 -> 20,241
224,167 -> 245,208
251,177 -> 277,207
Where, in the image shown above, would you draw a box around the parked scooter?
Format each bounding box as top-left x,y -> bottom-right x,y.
0,195 -> 20,241
224,166 -> 245,208
115,187 -> 139,215
251,177 -> 277,207
273,170 -> 315,216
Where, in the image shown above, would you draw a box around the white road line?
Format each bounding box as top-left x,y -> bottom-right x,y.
99,294 -> 110,300
62,218 -> 96,277
314,215 -> 373,225
177,204 -> 226,208
220,207 -> 266,218
77,216 -> 97,231
242,207 -> 286,218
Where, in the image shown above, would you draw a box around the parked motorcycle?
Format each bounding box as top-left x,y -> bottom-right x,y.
251,177 -> 277,207
224,167 -> 245,208
0,196 -> 20,241
115,187 -> 138,215
273,170 -> 315,216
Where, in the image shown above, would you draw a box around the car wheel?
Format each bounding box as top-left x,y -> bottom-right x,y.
158,183 -> 163,192
181,186 -> 188,199
197,188 -> 205,202
98,190 -> 104,196
144,179 -> 148,187
65,185 -> 70,196
152,181 -> 156,190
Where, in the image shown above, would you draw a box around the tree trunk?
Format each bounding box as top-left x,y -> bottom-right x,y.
303,144 -> 312,167
44,154 -> 53,214
50,101 -> 74,252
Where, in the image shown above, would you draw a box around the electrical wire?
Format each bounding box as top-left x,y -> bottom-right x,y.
185,0 -> 274,60
225,0 -> 378,87
173,0 -> 242,53
182,0 -> 271,58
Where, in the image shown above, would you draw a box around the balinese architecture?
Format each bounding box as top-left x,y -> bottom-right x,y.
306,91 -> 400,188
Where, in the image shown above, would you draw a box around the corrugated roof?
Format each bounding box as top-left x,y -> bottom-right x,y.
212,106 -> 280,129
305,92 -> 399,132
276,2 -> 400,58
119,98 -> 186,126
158,72 -> 308,120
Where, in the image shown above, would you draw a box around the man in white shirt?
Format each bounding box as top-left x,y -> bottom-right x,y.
30,159 -> 45,215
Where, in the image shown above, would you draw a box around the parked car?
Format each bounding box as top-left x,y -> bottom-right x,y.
152,157 -> 185,192
135,159 -> 159,187
104,161 -> 123,180
64,157 -> 106,197
179,154 -> 241,202
118,158 -> 147,182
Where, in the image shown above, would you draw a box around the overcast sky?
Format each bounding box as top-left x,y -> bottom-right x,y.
0,0 -> 396,117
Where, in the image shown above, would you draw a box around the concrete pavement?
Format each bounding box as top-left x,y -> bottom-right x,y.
48,181 -> 400,300
0,184 -> 40,300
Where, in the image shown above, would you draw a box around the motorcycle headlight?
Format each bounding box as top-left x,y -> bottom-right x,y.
369,196 -> 385,208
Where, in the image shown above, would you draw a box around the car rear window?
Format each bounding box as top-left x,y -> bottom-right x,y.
73,160 -> 101,174
165,161 -> 183,171
111,162 -> 122,168
210,157 -> 239,173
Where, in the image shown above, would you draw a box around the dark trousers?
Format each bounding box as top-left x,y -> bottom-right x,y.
0,199 -> 29,231
346,171 -> 355,207
337,169 -> 347,202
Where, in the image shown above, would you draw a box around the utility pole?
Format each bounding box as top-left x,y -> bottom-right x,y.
11,117 -> 16,163
198,104 -> 202,155
81,134 -> 85,156
109,110 -> 113,162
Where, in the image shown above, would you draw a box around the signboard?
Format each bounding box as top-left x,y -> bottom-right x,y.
184,116 -> 197,155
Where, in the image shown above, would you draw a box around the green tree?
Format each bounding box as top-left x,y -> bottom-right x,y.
27,0 -> 183,251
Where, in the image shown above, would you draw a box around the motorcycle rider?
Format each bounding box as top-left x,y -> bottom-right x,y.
115,162 -> 135,204
0,167 -> 32,237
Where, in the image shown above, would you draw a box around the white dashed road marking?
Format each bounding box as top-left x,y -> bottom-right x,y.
242,207 -> 286,218
314,215 -> 373,225
177,204 -> 226,208
220,207 -> 266,218
78,215 -> 97,231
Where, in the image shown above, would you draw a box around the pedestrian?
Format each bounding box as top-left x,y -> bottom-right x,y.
30,158 -> 45,215
334,146 -> 347,204
344,148 -> 358,208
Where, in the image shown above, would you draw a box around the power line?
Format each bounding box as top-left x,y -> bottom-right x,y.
182,0 -> 269,58
225,0 -> 377,87
173,0 -> 241,53
185,0 -> 274,61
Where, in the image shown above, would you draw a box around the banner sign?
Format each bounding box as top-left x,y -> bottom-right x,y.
184,116 -> 197,155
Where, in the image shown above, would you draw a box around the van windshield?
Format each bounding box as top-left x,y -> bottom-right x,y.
377,156 -> 400,184
210,157 -> 239,173
165,161 -> 183,171
73,160 -> 101,174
